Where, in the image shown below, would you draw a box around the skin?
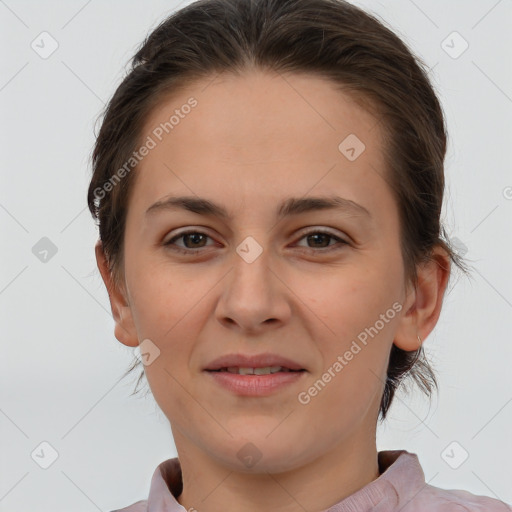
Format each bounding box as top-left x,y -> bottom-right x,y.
96,69 -> 450,512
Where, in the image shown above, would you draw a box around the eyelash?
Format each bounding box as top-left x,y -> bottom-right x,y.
163,229 -> 349,255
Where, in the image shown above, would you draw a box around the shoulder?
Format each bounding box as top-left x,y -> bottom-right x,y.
377,450 -> 510,511
404,483 -> 511,511
109,499 -> 148,512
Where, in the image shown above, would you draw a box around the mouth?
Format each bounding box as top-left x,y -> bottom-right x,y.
207,366 -> 306,375
203,352 -> 307,373
204,366 -> 307,396
203,353 -> 308,395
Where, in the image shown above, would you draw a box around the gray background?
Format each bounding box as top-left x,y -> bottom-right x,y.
1,0 -> 511,510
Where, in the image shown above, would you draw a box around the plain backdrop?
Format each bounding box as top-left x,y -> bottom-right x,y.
1,0 -> 511,510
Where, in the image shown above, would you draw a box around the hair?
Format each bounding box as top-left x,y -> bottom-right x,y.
87,0 -> 470,421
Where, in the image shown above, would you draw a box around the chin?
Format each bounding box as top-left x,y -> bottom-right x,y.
208,435 -> 310,474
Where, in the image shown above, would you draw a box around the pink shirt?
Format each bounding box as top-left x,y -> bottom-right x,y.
112,450 -> 511,511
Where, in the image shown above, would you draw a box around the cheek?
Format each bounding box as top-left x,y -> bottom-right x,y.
302,322 -> 389,430
300,263 -> 401,337
300,265 -> 399,401
141,314 -> 201,419
144,363 -> 197,437
126,269 -> 205,400
127,256 -> 195,335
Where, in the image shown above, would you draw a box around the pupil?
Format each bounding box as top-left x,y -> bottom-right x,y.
185,233 -> 206,248
308,234 -> 329,248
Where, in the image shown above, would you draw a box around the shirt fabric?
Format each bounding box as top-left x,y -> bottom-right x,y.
112,450 -> 511,512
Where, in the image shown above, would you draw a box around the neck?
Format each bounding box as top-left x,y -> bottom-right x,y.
173,426 -> 380,512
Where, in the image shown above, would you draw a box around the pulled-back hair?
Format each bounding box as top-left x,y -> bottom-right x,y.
87,0 -> 469,421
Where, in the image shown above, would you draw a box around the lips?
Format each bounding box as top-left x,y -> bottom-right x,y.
212,366 -> 302,375
204,353 -> 306,372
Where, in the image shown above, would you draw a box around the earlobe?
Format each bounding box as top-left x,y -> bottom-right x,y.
113,306 -> 140,348
94,240 -> 139,348
393,246 -> 451,352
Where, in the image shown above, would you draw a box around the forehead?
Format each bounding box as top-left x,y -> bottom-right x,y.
143,69 -> 381,153
130,70 -> 390,221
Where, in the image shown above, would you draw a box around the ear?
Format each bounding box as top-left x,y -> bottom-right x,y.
394,245 -> 451,351
95,239 -> 139,347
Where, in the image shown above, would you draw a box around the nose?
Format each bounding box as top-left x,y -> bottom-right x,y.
215,239 -> 292,335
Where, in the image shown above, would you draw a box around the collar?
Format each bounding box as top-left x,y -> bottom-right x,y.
146,450 -> 426,512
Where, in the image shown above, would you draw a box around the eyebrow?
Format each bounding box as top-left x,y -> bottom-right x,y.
145,195 -> 372,221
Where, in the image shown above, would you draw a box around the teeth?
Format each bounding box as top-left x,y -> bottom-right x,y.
225,366 -> 285,375
254,366 -> 282,375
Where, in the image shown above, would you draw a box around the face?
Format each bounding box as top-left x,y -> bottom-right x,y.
100,69 -> 432,473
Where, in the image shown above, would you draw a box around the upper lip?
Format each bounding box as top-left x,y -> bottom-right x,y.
204,353 -> 306,371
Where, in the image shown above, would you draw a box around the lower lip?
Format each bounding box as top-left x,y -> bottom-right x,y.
204,370 -> 306,396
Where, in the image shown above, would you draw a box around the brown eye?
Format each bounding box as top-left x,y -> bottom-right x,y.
295,230 -> 348,251
180,232 -> 208,248
164,231 -> 214,254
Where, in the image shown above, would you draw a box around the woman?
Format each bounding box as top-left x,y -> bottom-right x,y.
88,0 -> 511,510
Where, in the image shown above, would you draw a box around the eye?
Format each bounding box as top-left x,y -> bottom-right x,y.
294,229 -> 349,252
163,228 -> 349,255
163,230 -> 216,254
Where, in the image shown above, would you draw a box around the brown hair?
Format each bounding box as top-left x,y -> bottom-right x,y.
87,0 -> 469,421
